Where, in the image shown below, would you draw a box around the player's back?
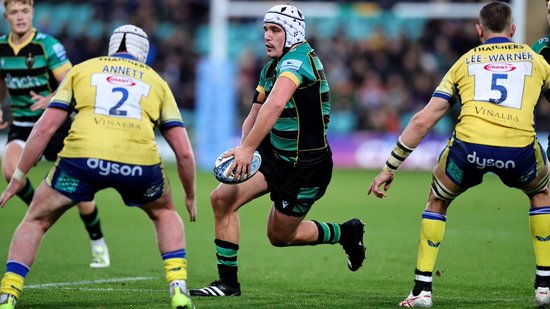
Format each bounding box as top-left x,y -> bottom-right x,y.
442,39 -> 550,147
53,55 -> 182,165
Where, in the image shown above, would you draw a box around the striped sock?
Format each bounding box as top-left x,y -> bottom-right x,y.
16,178 -> 34,206
80,206 -> 103,240
215,239 -> 239,285
313,221 -> 341,245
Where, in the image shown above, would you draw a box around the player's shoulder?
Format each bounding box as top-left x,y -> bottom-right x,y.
532,34 -> 550,53
33,31 -> 62,45
283,42 -> 312,61
278,44 -> 313,73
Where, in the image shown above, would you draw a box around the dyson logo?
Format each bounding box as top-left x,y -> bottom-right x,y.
86,158 -> 143,176
467,151 -> 515,169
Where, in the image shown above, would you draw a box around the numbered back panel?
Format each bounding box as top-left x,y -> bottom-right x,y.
91,73 -> 151,120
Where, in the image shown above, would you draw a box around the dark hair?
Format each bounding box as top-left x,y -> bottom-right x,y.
479,1 -> 512,33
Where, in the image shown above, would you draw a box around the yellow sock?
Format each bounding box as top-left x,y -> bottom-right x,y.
529,209 -> 550,266
163,258 -> 188,283
0,272 -> 24,299
416,211 -> 446,272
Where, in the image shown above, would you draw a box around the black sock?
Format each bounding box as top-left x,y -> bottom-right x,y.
412,269 -> 432,295
215,239 -> 239,286
535,266 -> 550,288
16,178 -> 34,206
79,206 -> 103,240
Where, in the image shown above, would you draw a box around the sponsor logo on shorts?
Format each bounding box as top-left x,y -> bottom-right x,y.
281,200 -> 289,209
87,158 -> 143,176
144,184 -> 162,198
446,159 -> 463,183
55,171 -> 79,193
467,151 -> 515,169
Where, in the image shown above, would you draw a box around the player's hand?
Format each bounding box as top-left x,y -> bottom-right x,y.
0,109 -> 8,130
368,169 -> 395,198
228,146 -> 253,182
29,91 -> 49,111
0,178 -> 26,208
185,195 -> 197,222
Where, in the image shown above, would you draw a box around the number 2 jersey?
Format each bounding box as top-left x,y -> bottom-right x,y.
433,37 -> 550,147
49,54 -> 184,165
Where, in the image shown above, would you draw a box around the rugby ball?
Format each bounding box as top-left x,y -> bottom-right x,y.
213,150 -> 262,184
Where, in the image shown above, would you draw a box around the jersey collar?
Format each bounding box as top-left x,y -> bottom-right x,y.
483,37 -> 512,45
112,52 -> 139,61
8,28 -> 37,55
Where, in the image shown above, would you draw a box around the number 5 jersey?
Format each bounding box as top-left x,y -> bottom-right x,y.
433,37 -> 550,147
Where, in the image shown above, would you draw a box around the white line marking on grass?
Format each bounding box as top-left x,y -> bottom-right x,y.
26,276 -> 158,289
43,287 -> 163,292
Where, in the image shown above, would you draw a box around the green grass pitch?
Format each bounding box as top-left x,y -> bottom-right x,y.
0,162 -> 537,308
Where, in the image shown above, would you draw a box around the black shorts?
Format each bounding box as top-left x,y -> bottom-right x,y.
258,141 -> 333,217
7,118 -> 71,161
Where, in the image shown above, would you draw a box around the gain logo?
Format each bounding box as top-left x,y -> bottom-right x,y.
87,158 -> 143,176
536,235 -> 550,242
467,151 -> 515,169
427,240 -> 440,248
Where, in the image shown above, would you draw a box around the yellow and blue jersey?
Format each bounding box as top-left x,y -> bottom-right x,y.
49,54 -> 184,165
434,37 -> 550,147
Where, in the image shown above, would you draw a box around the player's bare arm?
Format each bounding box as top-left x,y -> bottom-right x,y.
0,108 -> 68,207
162,126 -> 197,222
241,91 -> 265,143
368,97 -> 450,198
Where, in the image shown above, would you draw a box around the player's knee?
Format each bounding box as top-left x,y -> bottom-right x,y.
530,188 -> 550,205
267,234 -> 290,247
266,230 -> 292,247
210,188 -> 232,216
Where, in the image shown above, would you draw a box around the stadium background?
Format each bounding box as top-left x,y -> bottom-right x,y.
0,2 -> 546,308
0,0 -> 547,170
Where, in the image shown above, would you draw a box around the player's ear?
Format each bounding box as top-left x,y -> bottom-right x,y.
475,24 -> 483,41
509,23 -> 516,38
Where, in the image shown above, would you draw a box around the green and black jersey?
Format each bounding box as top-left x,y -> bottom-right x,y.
532,34 -> 550,65
0,28 -> 72,124
256,42 -> 331,166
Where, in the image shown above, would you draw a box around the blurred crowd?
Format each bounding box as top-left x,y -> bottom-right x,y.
15,0 -> 550,135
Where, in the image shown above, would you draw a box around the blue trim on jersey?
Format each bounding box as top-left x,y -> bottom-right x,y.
433,91 -> 452,101
113,53 -> 138,61
48,101 -> 70,111
422,210 -> 447,222
483,37 -> 512,45
529,207 -> 550,216
6,260 -> 30,278
160,121 -> 184,131
161,249 -> 186,260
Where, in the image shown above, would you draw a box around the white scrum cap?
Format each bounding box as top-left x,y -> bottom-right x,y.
108,24 -> 149,63
263,4 -> 305,48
